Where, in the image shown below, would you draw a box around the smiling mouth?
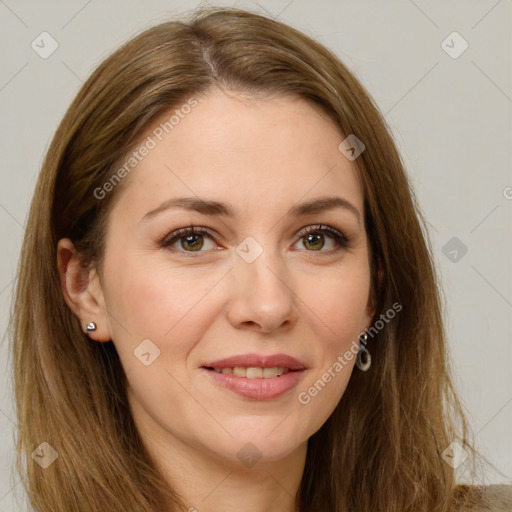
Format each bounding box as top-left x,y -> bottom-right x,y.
202,366 -> 294,378
200,364 -> 307,400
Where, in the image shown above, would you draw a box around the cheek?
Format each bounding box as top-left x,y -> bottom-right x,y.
101,257 -> 224,418
101,250 -> 227,367
293,263 -> 371,415
303,261 -> 371,340
105,252 -> 208,327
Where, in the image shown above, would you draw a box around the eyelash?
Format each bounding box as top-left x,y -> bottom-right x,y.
159,224 -> 350,256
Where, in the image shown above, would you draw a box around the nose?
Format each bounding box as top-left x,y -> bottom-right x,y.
226,244 -> 298,334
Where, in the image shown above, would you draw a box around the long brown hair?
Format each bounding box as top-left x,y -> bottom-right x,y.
9,6 -> 498,511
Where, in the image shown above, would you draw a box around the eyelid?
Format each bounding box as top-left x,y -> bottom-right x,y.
296,224 -> 348,242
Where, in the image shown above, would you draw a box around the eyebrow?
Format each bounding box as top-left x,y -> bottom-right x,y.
141,195 -> 361,223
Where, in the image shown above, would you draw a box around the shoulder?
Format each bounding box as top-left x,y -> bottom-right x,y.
452,484 -> 512,511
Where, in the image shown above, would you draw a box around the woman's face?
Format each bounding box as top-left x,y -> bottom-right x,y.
91,90 -> 374,467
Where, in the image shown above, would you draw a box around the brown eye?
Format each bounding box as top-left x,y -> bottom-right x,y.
294,224 -> 349,253
181,233 -> 204,251
303,232 -> 325,251
161,226 -> 217,253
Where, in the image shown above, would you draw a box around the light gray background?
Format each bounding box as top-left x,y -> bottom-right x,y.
1,0 -> 511,509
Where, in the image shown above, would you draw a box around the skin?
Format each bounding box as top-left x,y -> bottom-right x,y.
58,89 -> 375,512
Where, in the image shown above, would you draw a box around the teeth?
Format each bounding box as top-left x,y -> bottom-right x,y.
233,367 -> 246,377
262,367 -> 284,378
211,367 -> 290,378
246,367 -> 263,379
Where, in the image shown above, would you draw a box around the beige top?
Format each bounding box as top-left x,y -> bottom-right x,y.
456,484 -> 512,511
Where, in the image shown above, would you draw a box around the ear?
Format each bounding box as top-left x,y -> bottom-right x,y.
56,238 -> 112,342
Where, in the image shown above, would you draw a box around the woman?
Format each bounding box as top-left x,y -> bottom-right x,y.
10,6 -> 511,511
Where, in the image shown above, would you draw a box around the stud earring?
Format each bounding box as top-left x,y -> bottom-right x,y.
355,332 -> 371,371
85,322 -> 97,334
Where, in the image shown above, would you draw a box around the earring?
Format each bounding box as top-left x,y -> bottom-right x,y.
85,322 -> 97,334
355,332 -> 371,371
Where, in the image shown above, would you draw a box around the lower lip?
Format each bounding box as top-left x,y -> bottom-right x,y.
201,368 -> 306,400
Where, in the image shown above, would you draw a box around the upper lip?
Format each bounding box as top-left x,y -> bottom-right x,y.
202,353 -> 307,371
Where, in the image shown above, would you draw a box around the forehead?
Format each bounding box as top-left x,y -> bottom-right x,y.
109,90 -> 364,223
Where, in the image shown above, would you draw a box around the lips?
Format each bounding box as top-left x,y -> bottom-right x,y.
200,352 -> 307,400
201,353 -> 307,371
